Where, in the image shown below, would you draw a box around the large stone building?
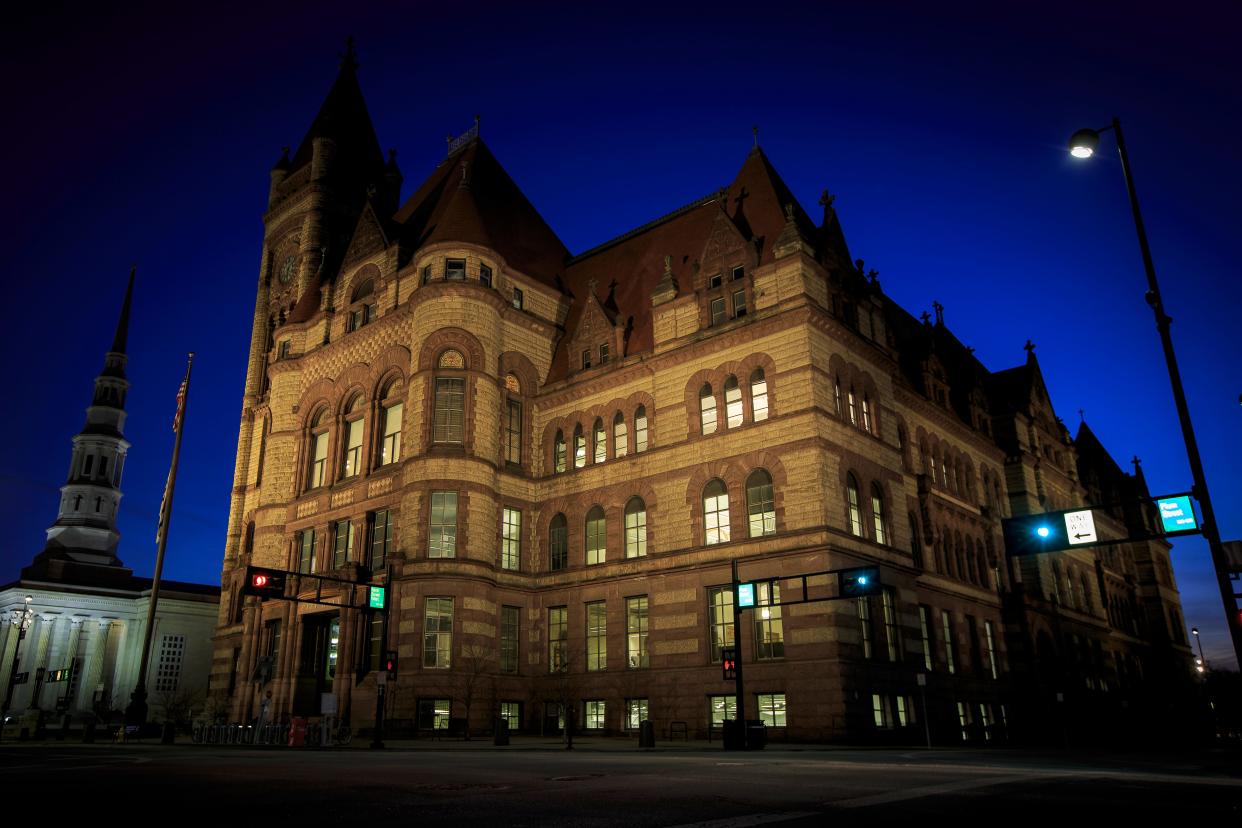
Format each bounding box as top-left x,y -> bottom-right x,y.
1,275 -> 218,733
210,52 -> 1196,744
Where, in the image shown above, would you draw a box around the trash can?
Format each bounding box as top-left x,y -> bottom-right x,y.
638,719 -> 656,748
721,719 -> 744,751
161,721 -> 176,745
744,719 -> 767,750
493,717 -> 509,746
288,716 -> 308,747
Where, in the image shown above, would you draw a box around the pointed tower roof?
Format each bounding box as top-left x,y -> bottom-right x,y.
728,147 -> 819,265
395,138 -> 569,284
288,43 -> 385,176
110,265 -> 135,355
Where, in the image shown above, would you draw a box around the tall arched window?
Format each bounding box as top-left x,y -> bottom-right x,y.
573,424 -> 586,469
943,530 -> 956,577
554,430 -> 567,473
347,278 -> 376,332
635,406 -> 649,452
593,418 -> 606,464
846,474 -> 863,537
965,537 -> 977,583
378,379 -> 403,466
870,483 -> 887,545
549,513 -> 568,571
585,506 -> 606,565
503,374 -> 522,466
847,387 -> 858,426
834,376 -> 843,416
624,497 -> 647,558
433,350 -> 466,444
342,395 -> 365,478
908,512 -> 922,561
724,376 -> 743,428
308,408 -> 330,489
750,368 -> 769,422
703,480 -> 730,545
861,394 -> 873,434
613,412 -> 628,459
746,470 -> 775,538
699,384 -> 717,434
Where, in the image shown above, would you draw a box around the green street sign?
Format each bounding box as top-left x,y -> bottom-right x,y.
1156,496 -> 1198,535
369,586 -> 386,610
737,583 -> 755,608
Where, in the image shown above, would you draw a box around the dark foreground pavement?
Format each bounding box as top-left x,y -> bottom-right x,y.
1,739 -> 1237,825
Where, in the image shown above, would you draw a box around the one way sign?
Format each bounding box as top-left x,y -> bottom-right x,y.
1063,510 -> 1098,546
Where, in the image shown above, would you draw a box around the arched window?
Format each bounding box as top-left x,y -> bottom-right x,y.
943,531 -> 955,577
955,533 -> 966,581
593,418 -> 606,464
503,374 -> 522,466
554,430 -> 567,473
746,470 -> 775,538
624,497 -> 647,558
980,549 -> 991,590
940,454 -> 950,491
870,483 -> 887,545
724,376 -> 743,428
908,512 -> 921,560
699,384 -> 717,434
847,387 -> 858,426
861,394 -> 873,434
378,379 -> 404,466
347,278 -> 377,332
613,412 -> 628,459
585,506 -> 606,565
549,513 -> 568,570
750,369 -> 769,422
635,406 -> 649,452
433,350 -> 466,444
573,424 -> 586,469
342,395 -> 365,478
834,376 -> 843,416
898,426 -> 909,469
308,408 -> 330,489
965,537 -> 977,583
703,480 -> 730,544
846,474 -> 863,536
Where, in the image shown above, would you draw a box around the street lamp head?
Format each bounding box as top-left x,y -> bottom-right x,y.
1192,627 -> 1199,636
1069,128 -> 1099,159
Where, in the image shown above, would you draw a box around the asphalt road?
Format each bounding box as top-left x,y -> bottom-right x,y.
1,741 -> 1238,824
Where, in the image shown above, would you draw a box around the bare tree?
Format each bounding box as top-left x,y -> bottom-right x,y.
156,686 -> 206,732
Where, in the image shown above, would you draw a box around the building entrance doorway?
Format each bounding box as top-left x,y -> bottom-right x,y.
292,614 -> 339,715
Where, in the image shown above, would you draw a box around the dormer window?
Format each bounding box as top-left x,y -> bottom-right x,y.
512,288 -> 523,309
710,297 -> 726,326
599,343 -> 610,364
278,340 -> 292,359
422,265 -> 432,285
347,278 -> 377,332
709,273 -> 723,289
732,289 -> 747,318
446,259 -> 466,280
581,349 -> 592,371
480,264 -> 493,287
732,265 -> 745,281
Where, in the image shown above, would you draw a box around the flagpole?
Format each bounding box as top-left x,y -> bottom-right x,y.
126,352 -> 194,728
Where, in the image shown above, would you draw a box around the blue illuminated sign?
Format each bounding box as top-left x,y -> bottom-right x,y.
737,583 -> 755,608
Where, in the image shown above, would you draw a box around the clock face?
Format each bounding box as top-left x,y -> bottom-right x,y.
278,254 -> 297,284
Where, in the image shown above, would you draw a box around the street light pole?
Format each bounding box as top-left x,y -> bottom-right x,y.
1191,627 -> 1207,673
1070,117 -> 1242,668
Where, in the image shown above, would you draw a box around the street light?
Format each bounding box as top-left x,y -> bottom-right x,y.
1,596 -> 36,743
1191,626 -> 1207,673
1069,117 -> 1242,669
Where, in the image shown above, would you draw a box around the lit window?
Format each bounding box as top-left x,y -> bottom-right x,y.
848,387 -> 858,426
585,506 -> 606,565
862,395 -> 873,434
755,582 -> 783,660
703,479 -> 730,545
871,483 -> 887,545
846,474 -> 864,537
429,491 -> 457,558
554,430 -> 566,473
919,605 -> 934,671
756,693 -> 786,727
298,529 -> 316,574
858,596 -> 873,658
626,596 -> 649,668
624,497 -> 647,558
573,425 -> 586,469
379,397 -> 403,466
613,412 -> 628,458
882,589 -> 899,662
368,510 -> 391,571
308,408 -> 330,489
984,619 -> 999,679
332,519 -> 353,568
746,470 -> 775,538
634,406 -> 649,452
342,405 -> 364,478
501,507 -> 521,570
445,258 -> 466,280
699,384 -> 717,434
593,418 -> 606,464
423,598 -> 453,668
626,698 -> 648,730
709,695 -> 737,727
549,513 -> 568,571
584,700 -> 606,729
872,694 -> 889,728
707,586 -> 734,663
834,377 -> 843,416
586,601 -> 607,671
418,698 -> 450,730
499,700 -> 520,729
548,606 -> 567,672
724,376 -> 743,428
750,369 -> 768,422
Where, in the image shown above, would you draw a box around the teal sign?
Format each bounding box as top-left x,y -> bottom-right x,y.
1157,496 -> 1198,535
369,586 -> 387,610
737,583 -> 755,608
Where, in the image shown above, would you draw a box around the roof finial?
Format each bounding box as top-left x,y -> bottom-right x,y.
1024,338 -> 1036,355
474,114 -> 481,135
1078,408 -> 1085,423
783,202 -> 795,222
932,300 -> 944,325
340,36 -> 358,71
752,125 -> 759,149
920,310 -> 931,325
819,190 -> 836,225
1131,455 -> 1142,472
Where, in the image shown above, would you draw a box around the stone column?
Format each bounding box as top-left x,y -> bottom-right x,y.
74,621 -> 107,712
0,621 -> 15,694
20,616 -> 53,711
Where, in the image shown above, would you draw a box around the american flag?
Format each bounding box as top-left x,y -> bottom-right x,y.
173,357 -> 193,432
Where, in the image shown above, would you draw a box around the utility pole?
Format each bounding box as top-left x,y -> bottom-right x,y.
731,558 -> 746,749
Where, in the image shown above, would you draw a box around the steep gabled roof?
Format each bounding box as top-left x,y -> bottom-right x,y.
288,59 -> 385,177
394,139 -> 569,285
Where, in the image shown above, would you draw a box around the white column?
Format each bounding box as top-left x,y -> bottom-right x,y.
0,621 -> 15,693
60,619 -> 84,712
76,621 -> 110,712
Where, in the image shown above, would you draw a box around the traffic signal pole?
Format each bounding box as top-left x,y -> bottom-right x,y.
731,558 -> 746,749
370,566 -> 392,750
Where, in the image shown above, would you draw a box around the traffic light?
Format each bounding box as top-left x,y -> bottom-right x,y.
384,649 -> 399,679
243,566 -> 287,598
721,647 -> 736,681
838,566 -> 882,598
1002,513 -> 1069,557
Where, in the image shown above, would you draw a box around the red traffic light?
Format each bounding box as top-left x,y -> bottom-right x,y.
243,566 -> 286,598
252,573 -> 270,589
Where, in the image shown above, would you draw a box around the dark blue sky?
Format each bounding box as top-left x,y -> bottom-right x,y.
3,2 -> 1238,667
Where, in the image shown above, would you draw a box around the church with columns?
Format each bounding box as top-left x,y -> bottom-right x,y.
0,274 -> 218,733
